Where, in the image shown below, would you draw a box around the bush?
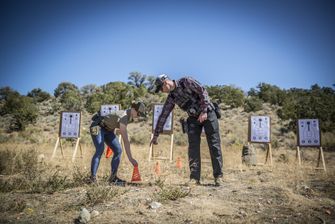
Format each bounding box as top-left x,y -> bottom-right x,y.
27,88 -> 51,102
60,90 -> 82,111
244,96 -> 263,112
277,85 -> 335,132
85,186 -> 122,205
54,82 -> 82,111
207,85 -> 245,108
1,91 -> 38,131
155,185 -> 190,201
250,83 -> 286,106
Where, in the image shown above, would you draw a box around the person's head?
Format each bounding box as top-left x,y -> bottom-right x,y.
130,101 -> 147,118
154,74 -> 175,93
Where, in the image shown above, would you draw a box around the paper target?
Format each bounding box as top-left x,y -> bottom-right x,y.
298,119 -> 320,146
249,116 -> 271,143
152,104 -> 173,134
60,112 -> 81,138
100,104 -> 120,116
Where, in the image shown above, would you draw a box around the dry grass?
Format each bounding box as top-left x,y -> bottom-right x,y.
0,141 -> 334,223
0,102 -> 334,223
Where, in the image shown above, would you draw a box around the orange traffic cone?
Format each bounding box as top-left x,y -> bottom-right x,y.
176,157 -> 182,169
131,165 -> 142,182
106,146 -> 113,158
154,161 -> 161,176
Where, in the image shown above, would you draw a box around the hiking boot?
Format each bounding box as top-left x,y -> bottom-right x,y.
214,176 -> 223,186
109,176 -> 126,186
187,178 -> 200,186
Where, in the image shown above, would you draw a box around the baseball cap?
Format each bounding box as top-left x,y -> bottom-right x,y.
131,101 -> 147,118
154,74 -> 169,93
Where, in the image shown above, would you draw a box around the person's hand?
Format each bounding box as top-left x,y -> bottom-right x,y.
150,135 -> 158,146
129,157 -> 138,167
197,112 -> 207,123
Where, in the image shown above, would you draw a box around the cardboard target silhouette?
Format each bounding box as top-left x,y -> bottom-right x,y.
100,104 -> 121,116
59,112 -> 81,138
296,119 -> 326,171
52,111 -> 82,161
100,104 -> 124,153
248,115 -> 272,165
149,104 -> 174,162
297,119 -> 320,147
249,116 -> 271,143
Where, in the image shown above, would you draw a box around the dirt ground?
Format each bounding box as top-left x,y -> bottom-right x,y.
0,143 -> 334,224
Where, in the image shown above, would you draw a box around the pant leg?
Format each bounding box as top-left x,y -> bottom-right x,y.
90,125 -> 105,177
203,110 -> 223,178
187,116 -> 202,180
105,132 -> 122,176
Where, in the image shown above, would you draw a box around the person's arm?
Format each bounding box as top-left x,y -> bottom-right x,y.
119,123 -> 138,166
150,96 -> 175,145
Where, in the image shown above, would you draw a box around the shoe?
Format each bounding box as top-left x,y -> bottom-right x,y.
214,176 -> 223,186
109,175 -> 126,186
87,175 -> 97,184
187,178 -> 200,186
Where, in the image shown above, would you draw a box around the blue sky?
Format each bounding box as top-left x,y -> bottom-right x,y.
1,0 -> 334,95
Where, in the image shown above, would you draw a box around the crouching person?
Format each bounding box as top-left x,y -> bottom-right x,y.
89,101 -> 147,185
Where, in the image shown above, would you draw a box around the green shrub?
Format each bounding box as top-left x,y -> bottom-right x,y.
27,88 -> 51,102
207,85 -> 245,108
155,185 -> 190,201
85,186 -> 122,205
1,91 -> 38,131
244,96 -> 263,112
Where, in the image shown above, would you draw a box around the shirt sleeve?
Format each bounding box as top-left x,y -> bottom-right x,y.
154,96 -> 175,137
183,77 -> 210,113
119,111 -> 129,126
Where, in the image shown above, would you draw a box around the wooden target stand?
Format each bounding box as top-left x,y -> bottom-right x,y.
148,133 -> 174,162
248,116 -> 273,166
51,111 -> 83,162
296,119 -> 326,172
148,104 -> 174,162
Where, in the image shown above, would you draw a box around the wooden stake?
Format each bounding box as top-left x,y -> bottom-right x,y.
148,133 -> 154,161
51,137 -> 60,159
264,143 -> 273,166
60,139 -> 64,159
296,146 -> 301,166
149,133 -> 174,162
169,133 -> 174,162
317,147 -> 327,172
72,138 -> 80,162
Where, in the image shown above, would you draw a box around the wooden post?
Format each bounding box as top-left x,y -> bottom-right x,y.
149,133 -> 174,162
317,147 -> 327,172
265,143 -> 273,166
296,146 -> 301,166
169,134 -> 174,162
72,138 -> 80,162
60,139 -> 64,158
51,137 -> 60,159
265,144 -> 269,164
148,133 -> 154,161
79,143 -> 83,158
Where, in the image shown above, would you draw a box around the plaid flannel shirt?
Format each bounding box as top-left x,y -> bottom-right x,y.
153,77 -> 211,137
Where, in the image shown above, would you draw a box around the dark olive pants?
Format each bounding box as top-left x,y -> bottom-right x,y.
187,110 -> 223,180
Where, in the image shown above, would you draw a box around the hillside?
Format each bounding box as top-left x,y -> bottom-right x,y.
0,101 -> 334,223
